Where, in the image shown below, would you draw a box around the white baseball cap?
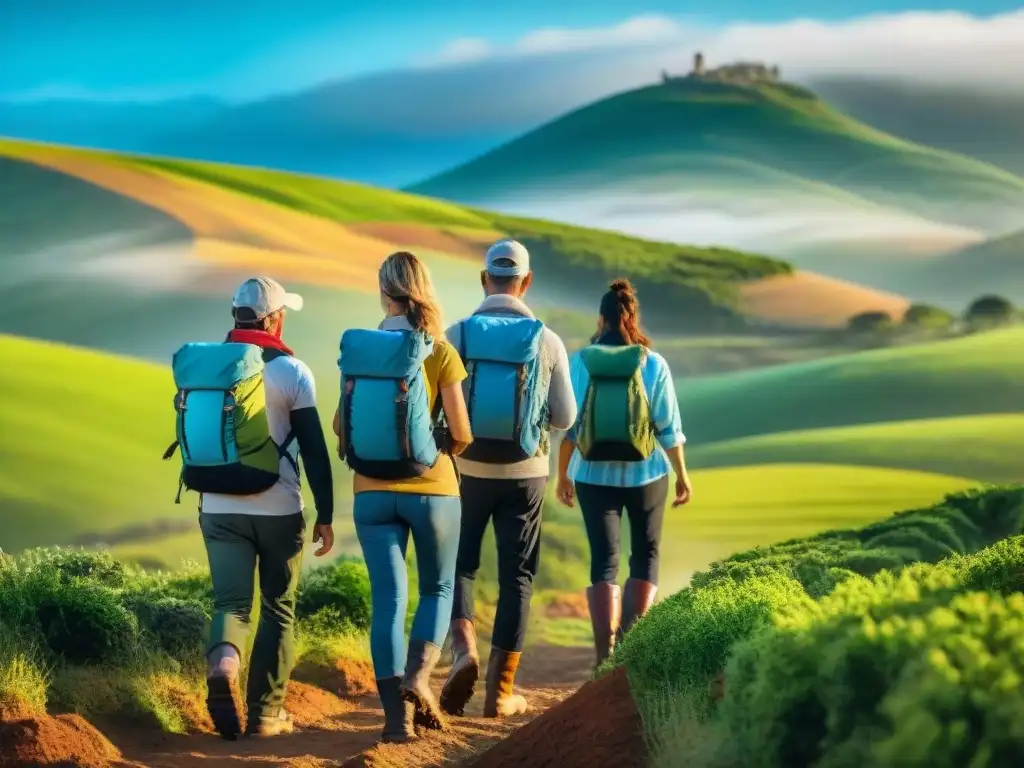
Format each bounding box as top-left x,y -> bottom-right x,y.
232,276 -> 303,321
485,240 -> 530,277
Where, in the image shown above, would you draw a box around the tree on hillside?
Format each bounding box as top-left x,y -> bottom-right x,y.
964,294 -> 1016,331
847,311 -> 894,335
902,303 -> 955,331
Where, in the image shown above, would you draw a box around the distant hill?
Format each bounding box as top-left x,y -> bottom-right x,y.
410,79 -> 1024,261
0,137 -> 910,336
809,77 -> 1024,176
909,229 -> 1024,306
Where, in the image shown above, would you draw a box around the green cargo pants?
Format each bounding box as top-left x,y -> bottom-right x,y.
199,512 -> 304,719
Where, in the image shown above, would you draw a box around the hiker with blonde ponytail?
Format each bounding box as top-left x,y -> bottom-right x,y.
556,278 -> 693,670
332,251 -> 472,743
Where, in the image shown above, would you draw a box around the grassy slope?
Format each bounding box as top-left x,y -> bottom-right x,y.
0,334 -> 355,561
679,326 -> 1024,443
0,138 -> 793,330
689,414 -> 1024,484
920,228 -> 1024,303
410,80 -> 1024,232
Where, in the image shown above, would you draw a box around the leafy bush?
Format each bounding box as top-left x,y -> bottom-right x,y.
715,553 -> 1024,768
902,303 -> 955,331
296,557 -> 372,631
13,548 -> 133,589
125,594 -> 209,662
611,573 -> 811,716
965,294 -> 1016,330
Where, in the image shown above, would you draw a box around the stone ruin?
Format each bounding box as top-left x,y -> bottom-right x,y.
661,52 -> 781,85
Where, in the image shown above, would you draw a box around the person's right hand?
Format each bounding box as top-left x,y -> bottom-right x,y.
556,475 -> 576,508
312,524 -> 335,557
672,474 -> 692,507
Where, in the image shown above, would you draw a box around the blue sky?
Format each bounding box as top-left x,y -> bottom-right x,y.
1,1 -> 1019,101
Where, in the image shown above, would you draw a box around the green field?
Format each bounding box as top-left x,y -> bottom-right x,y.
657,463 -> 979,593
0,334 -> 356,562
689,414 -> 1024,484
680,326 -> 1024,443
410,79 -> 1024,235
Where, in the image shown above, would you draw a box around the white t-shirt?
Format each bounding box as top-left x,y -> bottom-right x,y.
201,355 -> 317,517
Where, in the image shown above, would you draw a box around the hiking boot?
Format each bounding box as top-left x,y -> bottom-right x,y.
205,644 -> 242,741
440,619 -> 480,716
244,708 -> 294,737
587,582 -> 622,668
482,648 -> 529,718
377,676 -> 415,744
618,578 -> 658,642
400,639 -> 447,731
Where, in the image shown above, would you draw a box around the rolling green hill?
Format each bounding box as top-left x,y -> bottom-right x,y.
689,413 -> 1024,484
410,79 -> 1024,236
0,137 -> 802,332
679,326 -> 1024,444
0,333 -> 357,563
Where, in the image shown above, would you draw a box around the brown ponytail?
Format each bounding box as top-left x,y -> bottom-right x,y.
597,278 -> 651,347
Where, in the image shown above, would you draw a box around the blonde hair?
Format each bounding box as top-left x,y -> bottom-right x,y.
379,251 -> 445,341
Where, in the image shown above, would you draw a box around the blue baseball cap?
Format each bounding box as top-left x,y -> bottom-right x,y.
485,240 -> 530,277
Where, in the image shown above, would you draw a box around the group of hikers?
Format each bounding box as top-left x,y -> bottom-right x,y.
167,239 -> 692,743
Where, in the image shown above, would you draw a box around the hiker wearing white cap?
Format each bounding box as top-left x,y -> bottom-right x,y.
440,240 -> 577,719
168,276 -> 334,740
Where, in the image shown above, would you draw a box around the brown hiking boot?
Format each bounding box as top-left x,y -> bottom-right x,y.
400,639 -> 447,731
619,578 -> 658,642
482,648 -> 529,718
245,708 -> 294,737
587,582 -> 622,668
440,619 -> 480,716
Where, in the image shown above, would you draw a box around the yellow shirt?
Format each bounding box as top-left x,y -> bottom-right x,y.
353,339 -> 467,497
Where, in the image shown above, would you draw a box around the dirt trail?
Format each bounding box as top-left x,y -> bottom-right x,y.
105,645 -> 593,768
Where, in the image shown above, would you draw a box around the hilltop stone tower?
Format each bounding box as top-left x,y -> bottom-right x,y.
692,52 -> 705,76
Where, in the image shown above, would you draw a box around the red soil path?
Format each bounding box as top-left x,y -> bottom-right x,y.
16,645 -> 601,768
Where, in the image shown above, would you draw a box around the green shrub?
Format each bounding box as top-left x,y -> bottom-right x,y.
0,624 -> 48,715
715,566 -> 1024,768
612,573 -> 811,717
13,548 -> 134,589
126,595 -> 209,662
297,557 -> 372,631
34,579 -> 139,664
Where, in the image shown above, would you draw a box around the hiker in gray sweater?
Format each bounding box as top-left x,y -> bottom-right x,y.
439,240 -> 576,719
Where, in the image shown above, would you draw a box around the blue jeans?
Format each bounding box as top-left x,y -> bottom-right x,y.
354,492 -> 462,679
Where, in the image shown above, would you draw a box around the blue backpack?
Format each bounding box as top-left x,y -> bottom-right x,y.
164,342 -> 295,502
458,314 -> 547,463
339,328 -> 441,480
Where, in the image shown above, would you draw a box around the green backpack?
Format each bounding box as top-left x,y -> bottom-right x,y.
576,344 -> 658,462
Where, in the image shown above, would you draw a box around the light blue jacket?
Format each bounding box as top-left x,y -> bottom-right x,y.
566,345 -> 685,488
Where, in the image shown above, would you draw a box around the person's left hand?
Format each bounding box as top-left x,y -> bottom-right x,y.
312,524 -> 335,557
556,475 -> 576,508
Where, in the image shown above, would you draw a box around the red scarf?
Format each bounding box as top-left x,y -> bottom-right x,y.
227,329 -> 294,356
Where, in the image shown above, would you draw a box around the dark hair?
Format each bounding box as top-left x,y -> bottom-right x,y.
597,278 -> 651,347
232,306 -> 275,331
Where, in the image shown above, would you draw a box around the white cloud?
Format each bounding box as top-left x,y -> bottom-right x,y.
420,9 -> 1024,89
420,14 -> 689,67
514,14 -> 685,55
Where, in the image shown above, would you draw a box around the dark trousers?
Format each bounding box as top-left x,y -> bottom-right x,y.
452,475 -> 546,652
576,476 -> 668,586
200,512 -> 305,718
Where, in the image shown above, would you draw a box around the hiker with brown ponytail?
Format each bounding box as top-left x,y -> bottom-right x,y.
333,251 -> 473,743
556,278 -> 693,669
